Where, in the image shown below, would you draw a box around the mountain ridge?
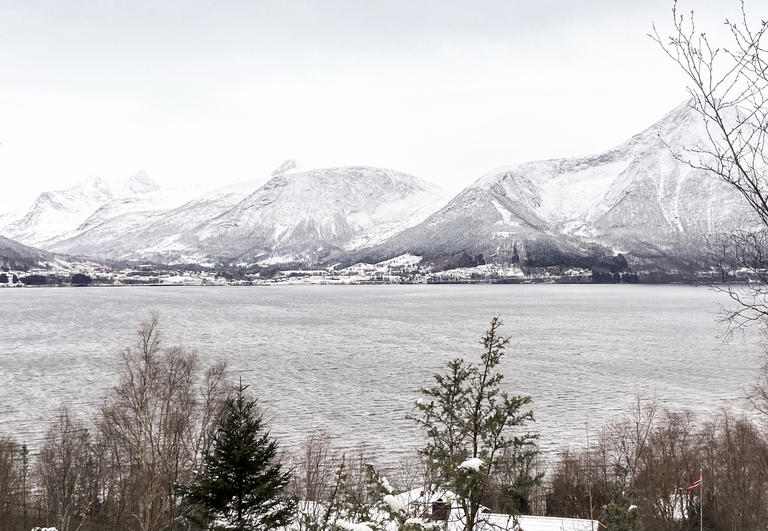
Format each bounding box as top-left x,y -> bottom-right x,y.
44,165 -> 452,264
351,100 -> 754,267
0,170 -> 207,249
0,101 -> 756,269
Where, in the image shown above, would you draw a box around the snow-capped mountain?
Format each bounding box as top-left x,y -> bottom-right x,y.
49,173 -> 275,262
194,166 -> 451,263
4,102 -> 755,268
45,161 -> 289,262
3,175 -> 117,247
0,171 -> 205,248
49,165 -> 451,263
366,100 -> 754,264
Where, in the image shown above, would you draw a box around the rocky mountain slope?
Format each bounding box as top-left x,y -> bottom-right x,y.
47,165 -> 451,263
1,101 -> 756,269
361,101 -> 754,266
193,166 -> 450,263
0,171 -> 203,248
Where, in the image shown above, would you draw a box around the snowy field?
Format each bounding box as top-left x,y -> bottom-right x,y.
0,284 -> 761,467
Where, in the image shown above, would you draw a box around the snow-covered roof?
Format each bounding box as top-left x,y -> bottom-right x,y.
391,487 -> 598,531
512,515 -> 597,531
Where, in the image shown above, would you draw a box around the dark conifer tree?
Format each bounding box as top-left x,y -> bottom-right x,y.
182,382 -> 295,531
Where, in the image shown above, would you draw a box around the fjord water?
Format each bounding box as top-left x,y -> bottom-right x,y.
0,285 -> 760,464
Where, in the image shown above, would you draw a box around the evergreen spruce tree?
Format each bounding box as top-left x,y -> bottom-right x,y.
182,382 -> 295,531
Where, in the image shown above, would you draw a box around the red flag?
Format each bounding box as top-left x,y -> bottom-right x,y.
684,476 -> 702,491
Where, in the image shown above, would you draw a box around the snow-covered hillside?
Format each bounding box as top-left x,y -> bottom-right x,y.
0,235 -> 56,268
47,165 -> 451,264
371,100 -> 754,262
194,166 -> 451,263
2,101 -> 755,268
1,171 -> 206,248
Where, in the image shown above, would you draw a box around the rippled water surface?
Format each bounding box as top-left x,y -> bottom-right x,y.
0,284 -> 761,464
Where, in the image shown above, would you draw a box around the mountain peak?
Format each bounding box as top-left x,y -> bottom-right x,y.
124,170 -> 160,194
271,159 -> 297,176
374,98 -> 754,264
82,175 -> 111,194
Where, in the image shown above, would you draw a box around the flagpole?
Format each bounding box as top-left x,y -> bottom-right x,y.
699,468 -> 703,531
681,473 -> 703,528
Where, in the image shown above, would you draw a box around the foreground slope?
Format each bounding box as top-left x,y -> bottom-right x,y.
0,235 -> 55,268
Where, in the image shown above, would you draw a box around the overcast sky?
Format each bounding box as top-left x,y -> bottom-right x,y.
0,0 -> 748,212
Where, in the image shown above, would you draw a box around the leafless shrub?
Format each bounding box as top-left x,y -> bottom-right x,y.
699,410 -> 768,530
36,408 -> 102,531
0,436 -> 26,530
289,430 -> 340,502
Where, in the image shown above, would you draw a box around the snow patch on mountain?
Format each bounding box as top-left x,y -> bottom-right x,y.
538,159 -> 632,223
376,253 -> 423,267
345,188 -> 452,249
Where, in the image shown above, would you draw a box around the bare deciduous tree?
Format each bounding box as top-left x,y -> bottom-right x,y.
634,409 -> 699,529
549,402 -> 768,531
546,397 -> 658,525
290,430 -> 339,503
96,315 -> 230,530
600,395 -> 659,488
36,408 -> 101,531
0,437 -> 25,530
698,410 -> 768,530
653,1 -> 768,330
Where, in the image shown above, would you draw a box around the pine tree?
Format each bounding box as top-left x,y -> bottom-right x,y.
182,382 -> 295,531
